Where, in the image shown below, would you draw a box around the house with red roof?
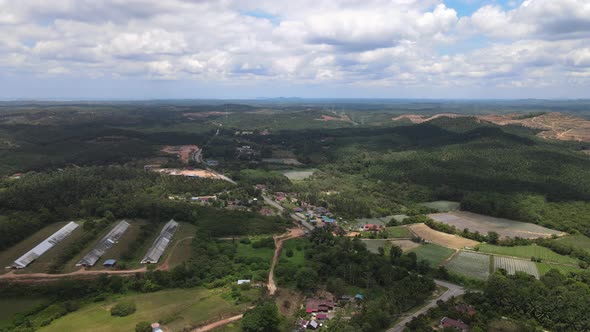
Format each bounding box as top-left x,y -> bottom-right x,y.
440,317 -> 469,331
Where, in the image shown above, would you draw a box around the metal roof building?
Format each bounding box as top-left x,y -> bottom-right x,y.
10,221 -> 79,269
141,220 -> 179,264
76,220 -> 130,267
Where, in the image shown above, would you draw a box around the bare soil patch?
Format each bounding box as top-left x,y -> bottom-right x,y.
408,223 -> 479,249
161,145 -> 199,164
428,211 -> 564,239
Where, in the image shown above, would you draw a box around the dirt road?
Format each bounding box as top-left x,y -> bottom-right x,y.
386,280 -> 465,332
191,313 -> 246,332
0,266 -> 148,282
268,228 -> 305,295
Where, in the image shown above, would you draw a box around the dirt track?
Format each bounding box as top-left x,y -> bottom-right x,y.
268,228 -> 305,295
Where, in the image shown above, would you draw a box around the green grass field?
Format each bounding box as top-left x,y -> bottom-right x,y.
280,238 -> 307,265
409,243 -> 455,267
536,262 -> 583,276
0,297 -> 50,328
478,244 -> 579,265
555,235 -> 590,253
0,221 -> 80,274
40,288 -> 255,332
385,226 -> 413,238
446,251 -> 491,281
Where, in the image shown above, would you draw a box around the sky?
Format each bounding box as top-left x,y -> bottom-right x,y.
0,0 -> 590,100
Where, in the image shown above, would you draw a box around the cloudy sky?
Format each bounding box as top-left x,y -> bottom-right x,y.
0,0 -> 589,99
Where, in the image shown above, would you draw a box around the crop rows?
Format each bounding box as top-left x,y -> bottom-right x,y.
494,256 -> 540,279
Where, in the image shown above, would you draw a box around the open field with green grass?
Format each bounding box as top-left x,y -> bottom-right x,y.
40,288 -> 256,332
445,251 -> 491,280
361,239 -> 389,254
555,235 -> 590,253
385,226 -> 413,238
409,243 -> 455,267
281,169 -> 317,181
419,201 -> 460,212
0,221 -> 79,274
493,256 -> 539,279
429,211 -> 563,239
478,244 -> 579,265
0,297 -> 50,328
280,238 -> 307,265
236,240 -> 275,261
536,262 -> 584,276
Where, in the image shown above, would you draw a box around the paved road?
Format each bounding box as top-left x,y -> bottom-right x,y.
386,279 -> 465,332
262,194 -> 285,212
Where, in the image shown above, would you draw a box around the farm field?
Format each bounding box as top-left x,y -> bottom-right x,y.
385,226 -> 413,238
408,223 -> 479,249
555,235 -> 590,253
536,262 -> 583,276
429,211 -> 564,239
478,244 -> 579,265
409,243 -> 455,267
281,169 -> 317,181
0,297 -> 50,328
445,251 -> 491,281
390,239 -> 421,252
361,239 -> 389,254
493,256 -> 540,279
419,200 -> 460,212
39,288 -> 256,332
0,221 -> 78,275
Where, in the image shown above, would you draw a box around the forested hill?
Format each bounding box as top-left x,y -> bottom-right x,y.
259,117 -> 590,234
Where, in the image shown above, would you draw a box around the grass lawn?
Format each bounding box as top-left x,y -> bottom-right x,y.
536,262 -> 584,276
555,235 -> 590,253
385,226 -> 413,238
280,238 -> 307,265
0,297 -> 50,328
0,221 -> 78,274
40,288 -> 255,332
477,244 -> 579,265
409,243 -> 455,267
236,241 -> 275,261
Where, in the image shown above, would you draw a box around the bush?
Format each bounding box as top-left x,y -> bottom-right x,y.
111,301 -> 137,317
286,249 -> 294,257
135,321 -> 152,332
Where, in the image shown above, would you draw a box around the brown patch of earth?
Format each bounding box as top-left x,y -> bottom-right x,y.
408,223 -> 479,249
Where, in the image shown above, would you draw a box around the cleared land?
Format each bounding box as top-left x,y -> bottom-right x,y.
39,288 -> 256,332
160,145 -> 199,164
493,256 -> 540,279
385,226 -> 413,238
281,169 -> 317,181
478,244 -> 579,265
419,201 -> 460,212
361,239 -> 389,254
392,112 -> 590,142
429,211 -> 563,239
390,240 -> 421,252
445,251 -> 491,281
0,222 -> 80,274
408,223 -> 479,249
409,244 -> 455,267
536,262 -> 583,276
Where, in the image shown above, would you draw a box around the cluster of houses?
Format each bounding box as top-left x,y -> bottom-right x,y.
438,303 -> 476,331
297,293 -> 364,330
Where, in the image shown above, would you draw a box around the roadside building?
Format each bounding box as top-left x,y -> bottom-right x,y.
103,259 -> 117,267
440,317 -> 469,331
